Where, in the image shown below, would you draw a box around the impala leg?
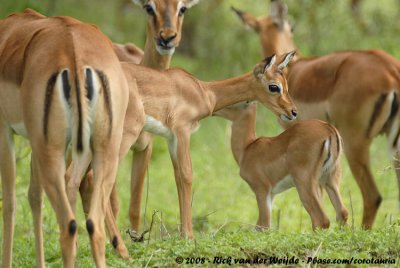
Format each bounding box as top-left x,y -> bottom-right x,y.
392,149 -> 400,206
169,131 -> 193,238
129,142 -> 153,232
28,156 -> 45,268
65,151 -> 92,214
343,138 -> 380,229
324,165 -> 349,225
87,150 -> 120,268
83,169 -> 130,260
80,170 -> 94,217
255,189 -> 272,230
294,176 -> 330,229
0,124 -> 16,268
34,150 -> 77,268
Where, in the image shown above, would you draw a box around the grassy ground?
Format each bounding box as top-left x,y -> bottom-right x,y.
3,109 -> 400,267
1,0 -> 400,267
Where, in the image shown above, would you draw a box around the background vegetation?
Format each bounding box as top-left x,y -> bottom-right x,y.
1,0 -> 400,266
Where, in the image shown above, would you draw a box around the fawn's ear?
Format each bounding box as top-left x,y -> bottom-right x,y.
253,54 -> 276,79
270,0 -> 288,30
277,51 -> 296,70
231,6 -> 260,32
184,0 -> 200,8
132,0 -> 146,6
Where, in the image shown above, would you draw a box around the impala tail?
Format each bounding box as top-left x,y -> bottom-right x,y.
321,125 -> 343,174
43,66 -> 111,155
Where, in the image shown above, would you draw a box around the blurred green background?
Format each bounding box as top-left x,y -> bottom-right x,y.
1,0 -> 400,266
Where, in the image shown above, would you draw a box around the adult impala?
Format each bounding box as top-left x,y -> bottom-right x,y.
215,102 -> 348,229
73,52 -> 297,242
232,0 -> 400,228
0,9 -> 144,267
74,0 -> 200,256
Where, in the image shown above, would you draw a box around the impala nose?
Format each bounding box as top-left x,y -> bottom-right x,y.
291,109 -> 297,118
159,31 -> 177,47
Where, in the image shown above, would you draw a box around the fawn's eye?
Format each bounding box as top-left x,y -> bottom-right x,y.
144,4 -> 155,16
179,6 -> 187,16
268,84 -> 281,94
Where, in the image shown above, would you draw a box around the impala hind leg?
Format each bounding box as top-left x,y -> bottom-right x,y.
65,151 -> 92,214
129,142 -> 153,232
294,177 -> 330,229
323,165 -> 348,225
34,151 -> 77,268
343,139 -> 380,229
79,170 -> 130,259
28,156 -> 45,268
87,150 -> 121,267
0,125 -> 16,268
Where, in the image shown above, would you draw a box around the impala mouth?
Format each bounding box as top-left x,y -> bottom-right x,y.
280,113 -> 297,122
155,40 -> 176,56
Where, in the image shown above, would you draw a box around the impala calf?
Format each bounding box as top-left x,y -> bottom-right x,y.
0,9 -> 144,267
233,0 -> 400,228
215,102 -> 348,229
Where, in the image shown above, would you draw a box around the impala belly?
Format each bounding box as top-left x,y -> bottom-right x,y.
143,115 -> 172,139
0,81 -> 26,137
10,122 -> 27,137
272,175 -> 294,195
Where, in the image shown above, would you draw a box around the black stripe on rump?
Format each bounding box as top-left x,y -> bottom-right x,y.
95,69 -> 113,137
43,72 -> 59,141
367,93 -> 387,136
85,68 -> 94,101
62,70 -> 71,102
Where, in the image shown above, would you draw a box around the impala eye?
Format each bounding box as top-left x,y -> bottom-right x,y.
144,4 -> 155,16
268,84 -> 281,94
179,6 -> 187,16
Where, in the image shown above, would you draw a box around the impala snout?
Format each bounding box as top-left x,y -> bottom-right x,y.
156,30 -> 178,55
280,108 -> 297,122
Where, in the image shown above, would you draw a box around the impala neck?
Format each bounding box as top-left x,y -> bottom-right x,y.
203,73 -> 258,112
230,107 -> 257,164
140,36 -> 172,69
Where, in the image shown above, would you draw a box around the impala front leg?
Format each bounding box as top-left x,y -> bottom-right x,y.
0,124 -> 16,268
129,137 -> 153,232
28,157 -> 45,268
169,129 -> 193,239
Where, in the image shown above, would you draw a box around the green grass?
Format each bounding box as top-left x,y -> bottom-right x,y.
2,111 -> 400,267
1,0 -> 400,267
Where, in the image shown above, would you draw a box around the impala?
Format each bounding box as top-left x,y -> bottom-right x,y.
74,52 -> 297,243
72,0 -> 200,257
232,0 -> 400,228
0,9 -> 144,267
215,102 -> 348,229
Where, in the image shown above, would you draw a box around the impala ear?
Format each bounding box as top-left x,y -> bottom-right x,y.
231,6 -> 260,32
270,0 -> 288,30
277,50 -> 296,70
185,0 -> 200,8
253,54 -> 276,79
132,0 -> 145,6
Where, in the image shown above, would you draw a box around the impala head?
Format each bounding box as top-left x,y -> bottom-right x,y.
232,0 -> 296,58
133,0 -> 199,55
253,51 -> 297,122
